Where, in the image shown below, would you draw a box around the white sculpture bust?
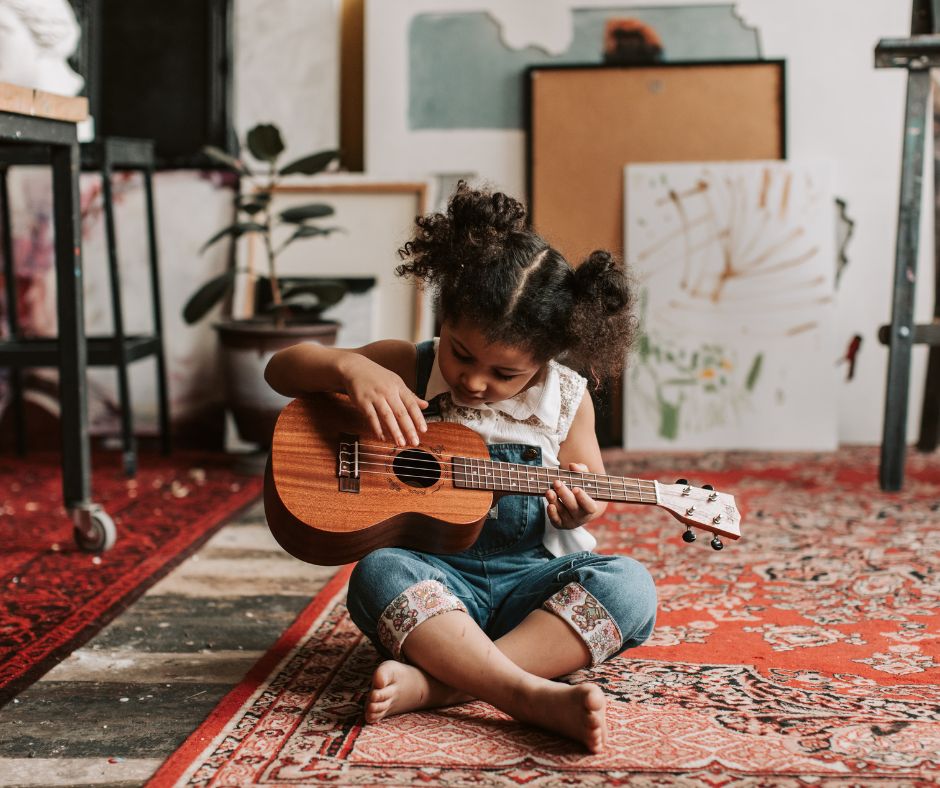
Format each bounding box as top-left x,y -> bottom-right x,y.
0,0 -> 84,95
0,0 -> 90,136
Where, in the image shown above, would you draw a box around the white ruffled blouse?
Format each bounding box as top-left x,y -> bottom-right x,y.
424,338 -> 597,557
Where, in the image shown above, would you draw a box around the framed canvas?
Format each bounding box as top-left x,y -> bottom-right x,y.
94,0 -> 236,167
236,177 -> 431,343
526,59 -> 785,443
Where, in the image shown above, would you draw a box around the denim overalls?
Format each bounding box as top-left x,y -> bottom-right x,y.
346,341 -> 656,666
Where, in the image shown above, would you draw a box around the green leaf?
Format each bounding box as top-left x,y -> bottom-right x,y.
182,269 -> 238,324
279,149 -> 339,176
292,225 -> 343,239
237,193 -> 271,215
745,353 -> 763,391
276,225 -> 343,254
279,203 -> 335,223
201,145 -> 251,174
200,222 -> 266,254
281,279 -> 348,309
658,399 -> 681,440
246,124 -> 285,163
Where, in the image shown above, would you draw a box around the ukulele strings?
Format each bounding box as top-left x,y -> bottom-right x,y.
342,445 -> 653,487
345,463 -> 656,501
338,445 -> 655,494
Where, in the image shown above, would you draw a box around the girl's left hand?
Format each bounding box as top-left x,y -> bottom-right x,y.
546,462 -> 600,530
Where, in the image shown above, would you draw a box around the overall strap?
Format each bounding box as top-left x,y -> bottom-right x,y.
414,340 -> 436,400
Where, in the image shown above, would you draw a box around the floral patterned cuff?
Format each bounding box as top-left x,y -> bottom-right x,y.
377,580 -> 467,660
543,582 -> 623,666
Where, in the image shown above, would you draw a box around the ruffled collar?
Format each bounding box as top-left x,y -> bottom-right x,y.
425,338 -> 560,428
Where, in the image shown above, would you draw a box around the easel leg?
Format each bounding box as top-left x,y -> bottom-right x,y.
918,71 -> 940,453
880,69 -> 931,491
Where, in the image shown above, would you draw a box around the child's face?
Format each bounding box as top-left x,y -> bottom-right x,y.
438,319 -> 544,405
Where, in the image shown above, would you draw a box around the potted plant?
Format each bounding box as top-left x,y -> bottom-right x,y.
184,123 -> 343,447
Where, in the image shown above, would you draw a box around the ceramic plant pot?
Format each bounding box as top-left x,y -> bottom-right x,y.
215,319 -> 339,447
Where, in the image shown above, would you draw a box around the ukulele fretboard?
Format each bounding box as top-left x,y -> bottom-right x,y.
451,456 -> 657,504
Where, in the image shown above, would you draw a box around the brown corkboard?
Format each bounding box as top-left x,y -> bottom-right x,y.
527,61 -> 784,446
528,61 -> 785,265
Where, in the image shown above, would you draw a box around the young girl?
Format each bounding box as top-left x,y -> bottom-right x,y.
264,183 -> 656,753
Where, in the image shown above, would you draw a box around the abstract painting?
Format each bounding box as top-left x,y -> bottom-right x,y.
624,161 -> 838,451
366,0 -> 762,197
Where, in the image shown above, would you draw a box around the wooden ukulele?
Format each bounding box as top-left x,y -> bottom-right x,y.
265,393 -> 742,566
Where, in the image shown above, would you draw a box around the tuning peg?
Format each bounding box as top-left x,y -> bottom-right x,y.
710,536 -> 724,551
675,478 -> 689,486
702,484 -> 714,491
682,527 -> 696,543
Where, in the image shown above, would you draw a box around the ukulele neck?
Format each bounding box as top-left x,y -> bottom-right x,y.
451,456 -> 657,505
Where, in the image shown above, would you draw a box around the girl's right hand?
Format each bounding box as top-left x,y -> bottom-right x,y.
342,354 -> 429,446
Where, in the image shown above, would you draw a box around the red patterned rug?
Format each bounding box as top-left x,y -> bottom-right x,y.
0,450 -> 262,705
149,447 -> 940,786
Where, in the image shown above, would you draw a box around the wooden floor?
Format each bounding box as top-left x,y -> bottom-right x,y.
0,499 -> 336,787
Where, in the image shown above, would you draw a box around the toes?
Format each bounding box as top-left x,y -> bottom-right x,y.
364,699 -> 392,724
580,684 -> 607,752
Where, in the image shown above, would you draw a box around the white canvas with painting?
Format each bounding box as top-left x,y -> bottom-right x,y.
624,160 -> 838,451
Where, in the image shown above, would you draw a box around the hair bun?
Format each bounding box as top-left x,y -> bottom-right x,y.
449,182 -> 527,254
574,250 -> 628,315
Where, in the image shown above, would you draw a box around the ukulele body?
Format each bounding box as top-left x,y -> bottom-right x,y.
265,393 -> 495,565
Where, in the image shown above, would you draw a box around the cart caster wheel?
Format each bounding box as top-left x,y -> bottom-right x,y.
73,505 -> 117,553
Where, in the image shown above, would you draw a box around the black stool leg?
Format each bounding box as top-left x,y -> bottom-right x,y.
143,168 -> 170,455
52,140 -> 93,512
880,68 -> 931,491
0,167 -> 26,455
101,158 -> 137,477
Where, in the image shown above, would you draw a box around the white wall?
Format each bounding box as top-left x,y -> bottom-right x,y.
739,0 -> 932,445
366,0 -> 934,446
234,0 -> 339,162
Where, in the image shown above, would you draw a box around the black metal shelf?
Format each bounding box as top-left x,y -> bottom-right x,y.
0,335 -> 160,365
1,134 -> 170,480
81,137 -> 155,170
0,137 -> 156,171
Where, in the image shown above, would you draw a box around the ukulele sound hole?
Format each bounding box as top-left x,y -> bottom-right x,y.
392,449 -> 440,488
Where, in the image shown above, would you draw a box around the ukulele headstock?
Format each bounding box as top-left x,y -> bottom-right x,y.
656,478 -> 741,550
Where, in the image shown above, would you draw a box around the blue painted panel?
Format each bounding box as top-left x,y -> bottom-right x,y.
409,6 -> 761,130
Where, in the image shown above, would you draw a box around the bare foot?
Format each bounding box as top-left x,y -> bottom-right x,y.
364,660 -> 469,723
508,680 -> 608,753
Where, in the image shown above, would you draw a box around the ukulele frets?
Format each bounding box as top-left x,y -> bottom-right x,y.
451,456 -> 658,503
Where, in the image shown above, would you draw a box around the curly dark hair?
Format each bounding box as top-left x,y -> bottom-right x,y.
397,182 -> 636,385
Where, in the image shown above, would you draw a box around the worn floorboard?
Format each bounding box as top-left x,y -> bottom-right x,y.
0,500 -> 337,787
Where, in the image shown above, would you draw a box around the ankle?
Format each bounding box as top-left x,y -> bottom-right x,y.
502,673 -> 549,713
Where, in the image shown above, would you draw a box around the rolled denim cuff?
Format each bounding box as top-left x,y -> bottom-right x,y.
543,582 -> 623,666
377,579 -> 467,660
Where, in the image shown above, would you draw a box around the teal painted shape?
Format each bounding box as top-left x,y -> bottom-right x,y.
408,6 -> 762,130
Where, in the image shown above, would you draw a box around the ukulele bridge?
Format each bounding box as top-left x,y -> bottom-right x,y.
337,433 -> 360,493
